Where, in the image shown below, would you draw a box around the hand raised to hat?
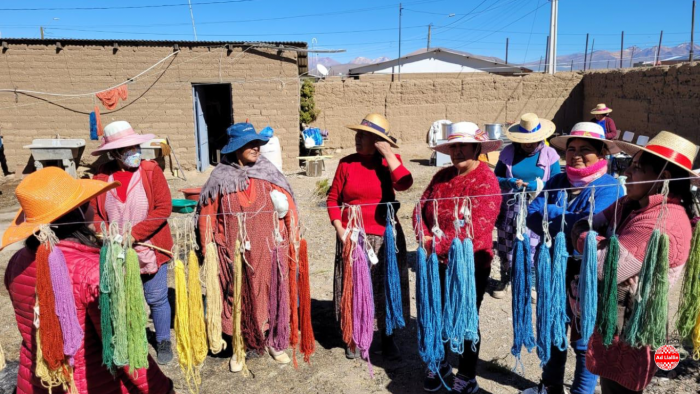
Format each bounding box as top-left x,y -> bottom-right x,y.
375,140 -> 401,172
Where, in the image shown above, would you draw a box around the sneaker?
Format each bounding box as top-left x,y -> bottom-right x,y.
452,373 -> 479,394
491,280 -> 509,299
230,353 -> 244,373
156,340 -> 173,365
521,384 -> 568,394
382,334 -> 402,361
423,362 -> 452,392
267,346 -> 291,364
345,345 -> 361,360
531,287 -> 538,305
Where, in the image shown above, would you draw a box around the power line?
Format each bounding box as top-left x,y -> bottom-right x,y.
0,0 -> 254,11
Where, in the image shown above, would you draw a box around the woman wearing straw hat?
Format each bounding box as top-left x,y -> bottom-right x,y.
414,122 -> 502,393
523,122 -> 624,394
90,120 -> 175,365
590,104 -> 618,140
492,113 -> 561,299
2,167 -> 175,394
327,113 -> 413,360
574,131 -> 695,394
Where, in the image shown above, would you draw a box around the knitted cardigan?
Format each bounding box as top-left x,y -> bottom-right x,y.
413,162 -> 501,270
583,195 -> 691,392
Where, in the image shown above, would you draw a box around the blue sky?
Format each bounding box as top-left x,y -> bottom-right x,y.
0,0 -> 695,65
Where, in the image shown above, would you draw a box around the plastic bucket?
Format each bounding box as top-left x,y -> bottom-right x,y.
485,123 -> 503,140
179,187 -> 202,201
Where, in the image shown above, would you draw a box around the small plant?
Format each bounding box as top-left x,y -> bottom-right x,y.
314,179 -> 331,198
300,79 -> 320,126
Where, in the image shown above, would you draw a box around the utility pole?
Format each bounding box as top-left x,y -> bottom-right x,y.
620,31 -> 624,68
505,37 -> 509,64
187,0 -> 198,41
40,27 -> 44,39
583,33 -> 589,71
691,0 -> 696,62
544,36 -> 550,73
427,24 -> 432,50
398,3 -> 403,81
538,56 -> 543,72
655,30 -> 664,66
607,60 -> 610,69
630,46 -> 636,67
589,39 -> 595,70
570,59 -> 574,72
547,0 -> 559,74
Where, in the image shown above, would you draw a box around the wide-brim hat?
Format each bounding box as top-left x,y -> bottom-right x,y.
432,121 -> 502,155
346,113 -> 399,148
615,131 -> 700,181
505,113 -> 556,143
220,122 -> 269,155
1,167 -> 119,250
91,120 -> 155,156
550,121 -> 620,154
590,103 -> 613,115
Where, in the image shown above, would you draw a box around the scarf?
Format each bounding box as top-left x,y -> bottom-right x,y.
199,154 -> 295,205
566,159 -> 608,188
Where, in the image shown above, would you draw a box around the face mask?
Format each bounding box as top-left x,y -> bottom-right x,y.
118,147 -> 142,168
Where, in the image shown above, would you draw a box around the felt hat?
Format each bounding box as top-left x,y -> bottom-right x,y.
220,122 -> 270,155
505,113 -> 556,143
432,122 -> 502,155
91,121 -> 155,156
1,167 -> 119,250
615,131 -> 700,180
550,121 -> 620,154
590,103 -> 613,115
346,113 -> 399,148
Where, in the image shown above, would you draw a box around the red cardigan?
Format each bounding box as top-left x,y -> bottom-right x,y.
4,241 -> 172,394
92,160 -> 173,266
413,162 -> 501,270
327,153 -> 413,236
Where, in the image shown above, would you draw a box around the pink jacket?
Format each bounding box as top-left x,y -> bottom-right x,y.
4,240 -> 172,394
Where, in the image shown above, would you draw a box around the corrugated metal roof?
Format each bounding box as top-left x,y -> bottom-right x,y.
0,37 -> 307,47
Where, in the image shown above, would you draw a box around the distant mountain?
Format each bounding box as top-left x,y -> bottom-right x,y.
350,56 -> 390,65
309,56 -> 392,76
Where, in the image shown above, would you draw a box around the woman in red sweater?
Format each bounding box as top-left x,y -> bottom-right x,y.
91,121 -> 174,365
414,122 -> 502,394
327,113 -> 413,360
573,131 -> 696,393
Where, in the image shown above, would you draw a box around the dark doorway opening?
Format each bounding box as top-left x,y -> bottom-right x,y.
192,83 -> 233,172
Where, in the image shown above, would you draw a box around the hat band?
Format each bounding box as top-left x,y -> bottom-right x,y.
595,107 -> 611,111
646,144 -> 693,170
360,119 -> 388,135
103,127 -> 136,143
518,123 -> 541,134
571,130 -> 603,139
448,131 -> 487,142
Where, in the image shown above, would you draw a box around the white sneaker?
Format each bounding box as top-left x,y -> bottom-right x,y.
267,346 -> 291,364
229,354 -> 244,373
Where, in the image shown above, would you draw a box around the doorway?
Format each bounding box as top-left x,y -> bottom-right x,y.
192,83 -> 233,171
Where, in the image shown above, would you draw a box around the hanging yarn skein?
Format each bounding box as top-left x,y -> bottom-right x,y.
203,216 -> 226,355
172,221 -> 196,391
124,225 -> 149,372
461,198 -> 480,351
551,191 -> 570,351
535,193 -> 553,366
676,224 -> 700,339
288,221 -> 300,368
384,205 -> 405,336
623,230 -> 660,347
298,237 -> 316,363
598,184 -> 622,347
268,243 -> 291,353
99,225 -> 116,372
340,206 -> 356,349
578,188 -> 599,343
351,207 -> 375,375
231,240 -> 249,376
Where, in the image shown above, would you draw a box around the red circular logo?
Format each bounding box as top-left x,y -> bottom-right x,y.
654,345 -> 680,371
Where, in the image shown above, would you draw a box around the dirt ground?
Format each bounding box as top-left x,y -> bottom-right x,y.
0,144 -> 698,394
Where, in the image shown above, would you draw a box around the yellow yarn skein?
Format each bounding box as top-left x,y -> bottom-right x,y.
204,241 -> 226,354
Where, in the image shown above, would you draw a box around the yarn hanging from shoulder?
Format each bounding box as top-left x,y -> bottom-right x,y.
124,246 -> 149,372
174,258 -> 195,389
99,239 -> 115,372
340,232 -> 354,348
419,243 -> 445,375
352,233 -> 375,375
676,224 -> 700,339
231,241 -> 249,376
204,241 -> 226,354
384,208 -> 405,336
268,246 -> 291,352
578,230 -> 599,343
35,242 -> 65,371
598,235 -> 620,347
511,232 -> 536,363
623,229 -> 661,347
462,238 -> 480,350
110,241 -> 129,367
442,237 -> 468,354
692,308 -> 700,359
288,240 -> 300,367
240,247 -> 266,354
638,233 -> 669,349
535,241 -> 553,366
187,249 -> 208,369
34,326 -> 76,393
48,246 -> 84,366
298,238 -> 316,363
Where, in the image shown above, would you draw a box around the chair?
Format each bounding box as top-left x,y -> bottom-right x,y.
622,131 -> 634,142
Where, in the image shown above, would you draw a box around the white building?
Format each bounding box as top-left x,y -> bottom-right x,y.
348,47 -> 529,76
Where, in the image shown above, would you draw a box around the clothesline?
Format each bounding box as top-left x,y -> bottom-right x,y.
7,175 -> 695,229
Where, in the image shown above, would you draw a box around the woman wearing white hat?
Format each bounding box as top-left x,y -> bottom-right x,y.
590,103 -> 618,140
492,113 -> 561,299
523,122 -> 624,394
413,122 -> 502,393
576,131 -> 696,394
91,121 -> 175,365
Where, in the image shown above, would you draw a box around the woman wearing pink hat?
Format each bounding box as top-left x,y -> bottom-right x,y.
90,121 -> 175,365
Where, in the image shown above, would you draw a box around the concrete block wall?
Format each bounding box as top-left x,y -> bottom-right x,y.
0,42 -> 301,171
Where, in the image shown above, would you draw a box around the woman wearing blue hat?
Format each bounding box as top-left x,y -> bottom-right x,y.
196,123 -> 301,373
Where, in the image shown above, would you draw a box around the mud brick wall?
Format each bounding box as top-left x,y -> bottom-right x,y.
311,72 -> 584,149
0,41 -> 301,171
582,63 -> 700,148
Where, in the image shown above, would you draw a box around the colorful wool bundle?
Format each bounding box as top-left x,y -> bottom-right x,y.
511,193 -> 535,368
203,240 -> 226,354
638,233 -> 669,349
462,237 -> 479,350
623,230 -> 661,347
124,246 -> 149,371
288,238 -> 300,367
535,195 -> 553,366
187,249 -> 208,369
48,247 -> 84,365
174,258 -> 195,389
99,234 -> 115,371
676,224 -> 700,340
110,239 -> 128,367
578,229 -> 599,343
550,193 -> 570,351
298,238 -> 316,363
268,246 -> 291,352
340,229 -> 354,348
692,310 -> 700,359
352,233 -> 375,374
35,326 -> 77,393
384,206 -> 405,336
35,242 -> 65,371
231,241 -> 249,376
598,235 -> 620,346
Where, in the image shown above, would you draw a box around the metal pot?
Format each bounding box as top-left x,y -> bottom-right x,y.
484,123 -> 503,140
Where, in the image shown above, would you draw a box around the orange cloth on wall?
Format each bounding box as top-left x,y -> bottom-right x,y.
94,105 -> 103,136
95,85 -> 128,110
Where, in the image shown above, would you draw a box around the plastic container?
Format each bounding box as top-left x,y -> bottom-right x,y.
260,136 -> 283,172
179,187 -> 202,201
172,199 -> 197,213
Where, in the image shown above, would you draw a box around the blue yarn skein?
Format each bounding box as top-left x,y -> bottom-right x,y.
535,241 -> 553,366
416,243 -> 444,375
384,209 -> 405,336
462,238 -> 480,352
443,237 -> 468,354
426,247 -> 445,373
511,232 -> 536,361
550,232 -> 570,351
578,230 -> 599,343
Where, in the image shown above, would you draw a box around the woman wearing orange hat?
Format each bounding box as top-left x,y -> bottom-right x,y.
2,167 -> 175,394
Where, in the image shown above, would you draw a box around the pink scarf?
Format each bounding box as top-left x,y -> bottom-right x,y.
566,159 -> 608,187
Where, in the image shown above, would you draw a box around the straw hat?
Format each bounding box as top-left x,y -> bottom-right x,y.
346,113 -> 398,148
590,103 -> 613,115
616,131 -> 700,180
505,113 -> 556,143
432,122 -> 502,155
1,167 -> 119,250
91,121 -> 155,156
550,121 -> 620,154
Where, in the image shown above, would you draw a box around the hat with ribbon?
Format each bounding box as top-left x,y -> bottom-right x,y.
1,167 -> 120,250
91,121 -> 155,156
505,113 -> 556,143
432,121 -> 502,155
616,131 -> 700,180
346,113 -> 398,148
550,121 -> 620,154
220,122 -> 270,155
590,103 -> 613,115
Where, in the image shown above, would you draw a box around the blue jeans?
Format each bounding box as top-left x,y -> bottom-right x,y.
542,336 -> 597,394
142,264 -> 171,342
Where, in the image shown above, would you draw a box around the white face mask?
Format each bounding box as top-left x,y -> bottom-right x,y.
117,147 -> 142,168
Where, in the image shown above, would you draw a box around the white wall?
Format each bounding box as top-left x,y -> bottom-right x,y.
350,51 -> 519,74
